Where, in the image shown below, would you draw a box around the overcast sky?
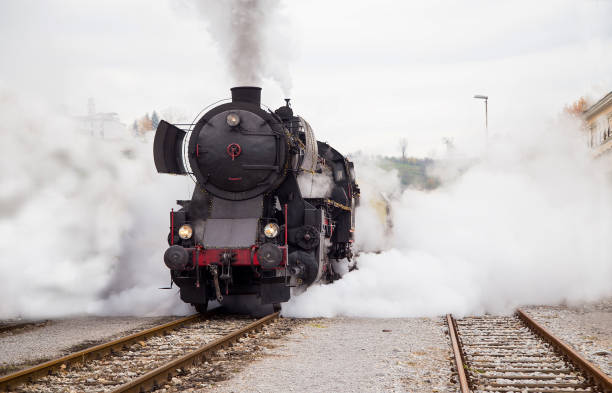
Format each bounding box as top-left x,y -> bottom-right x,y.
1,0 -> 611,156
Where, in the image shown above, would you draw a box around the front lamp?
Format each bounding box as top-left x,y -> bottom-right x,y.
263,223 -> 279,238
178,224 -> 193,240
226,112 -> 240,127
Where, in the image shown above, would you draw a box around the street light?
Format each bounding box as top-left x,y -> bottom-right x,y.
473,95 -> 488,142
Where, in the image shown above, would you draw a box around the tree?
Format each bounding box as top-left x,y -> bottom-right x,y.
399,138 -> 407,161
564,97 -> 588,117
138,113 -> 153,133
144,113 -> 152,131
151,111 -> 160,130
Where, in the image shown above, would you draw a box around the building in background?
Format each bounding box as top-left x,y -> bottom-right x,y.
75,98 -> 127,139
584,91 -> 612,156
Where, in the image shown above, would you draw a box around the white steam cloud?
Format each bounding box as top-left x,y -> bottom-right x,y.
284,118 -> 612,318
0,90 -> 191,318
193,0 -> 293,94
3,89 -> 610,320
4,89 -> 610,320
297,167 -> 335,199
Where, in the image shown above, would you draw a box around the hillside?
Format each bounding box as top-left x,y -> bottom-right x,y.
378,157 -> 440,190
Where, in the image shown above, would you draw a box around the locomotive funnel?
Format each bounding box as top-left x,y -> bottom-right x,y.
231,86 -> 261,106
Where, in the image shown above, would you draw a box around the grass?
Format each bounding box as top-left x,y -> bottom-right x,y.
378,157 -> 440,190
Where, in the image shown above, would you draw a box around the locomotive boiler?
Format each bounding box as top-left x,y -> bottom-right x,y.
154,87 -> 358,312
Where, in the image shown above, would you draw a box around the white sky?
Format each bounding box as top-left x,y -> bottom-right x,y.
1,0 -> 611,156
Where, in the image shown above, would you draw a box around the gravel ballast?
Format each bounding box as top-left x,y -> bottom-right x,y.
207,317 -> 456,393
160,317 -> 303,392
523,297 -> 612,378
14,315 -> 257,393
0,316 -> 176,374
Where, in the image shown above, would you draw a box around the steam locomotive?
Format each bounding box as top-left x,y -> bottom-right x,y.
154,87 -> 359,312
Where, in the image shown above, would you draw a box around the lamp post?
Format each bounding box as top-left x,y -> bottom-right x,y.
473,94 -> 488,142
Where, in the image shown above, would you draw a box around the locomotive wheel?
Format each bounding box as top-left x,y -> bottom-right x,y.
273,303 -> 281,312
194,302 -> 208,314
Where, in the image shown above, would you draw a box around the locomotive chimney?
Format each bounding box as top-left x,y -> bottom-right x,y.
231,86 -> 262,106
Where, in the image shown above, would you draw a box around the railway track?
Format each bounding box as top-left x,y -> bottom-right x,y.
0,311 -> 280,393
447,309 -> 612,393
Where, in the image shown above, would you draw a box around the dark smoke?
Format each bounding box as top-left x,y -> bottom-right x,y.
194,0 -> 293,94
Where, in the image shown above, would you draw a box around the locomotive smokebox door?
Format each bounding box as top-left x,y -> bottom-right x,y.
185,86 -> 289,201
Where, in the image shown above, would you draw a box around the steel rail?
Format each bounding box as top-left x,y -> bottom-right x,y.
446,314 -> 470,393
448,310 -> 612,393
0,313 -> 206,391
110,311 -> 280,393
517,308 -> 612,393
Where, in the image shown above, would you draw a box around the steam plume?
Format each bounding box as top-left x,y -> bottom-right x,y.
194,0 -> 293,94
284,118 -> 612,318
0,90 -> 191,318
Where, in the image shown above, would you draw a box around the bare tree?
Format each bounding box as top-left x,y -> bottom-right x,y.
400,138 -> 407,161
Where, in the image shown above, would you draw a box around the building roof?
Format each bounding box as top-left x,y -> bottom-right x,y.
584,91 -> 612,120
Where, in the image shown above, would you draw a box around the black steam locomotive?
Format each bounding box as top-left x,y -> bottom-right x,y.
154,87 -> 358,312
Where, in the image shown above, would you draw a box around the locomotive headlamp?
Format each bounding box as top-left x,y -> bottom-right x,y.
178,224 -> 193,240
263,223 -> 279,238
226,112 -> 240,127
